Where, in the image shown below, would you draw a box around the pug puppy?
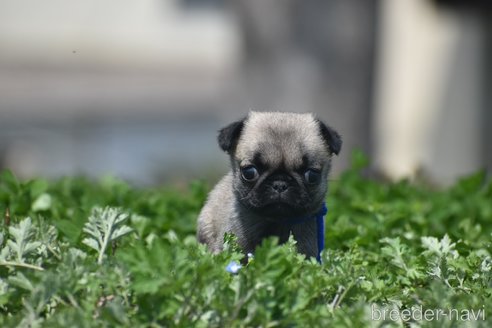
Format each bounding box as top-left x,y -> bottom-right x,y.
197,112 -> 341,259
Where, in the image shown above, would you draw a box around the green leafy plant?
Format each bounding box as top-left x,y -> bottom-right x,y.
0,217 -> 43,271
82,207 -> 133,264
0,155 -> 491,327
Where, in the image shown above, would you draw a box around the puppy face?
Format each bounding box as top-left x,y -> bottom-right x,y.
218,112 -> 341,220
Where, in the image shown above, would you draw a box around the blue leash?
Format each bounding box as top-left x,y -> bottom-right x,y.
285,202 -> 327,263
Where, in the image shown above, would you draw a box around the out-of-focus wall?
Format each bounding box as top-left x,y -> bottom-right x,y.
0,0 -> 238,72
0,0 -> 378,185
0,0 -> 240,184
373,0 -> 487,184
0,0 -> 489,185
229,0 -> 377,176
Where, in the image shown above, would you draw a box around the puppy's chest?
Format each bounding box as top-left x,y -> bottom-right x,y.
261,224 -> 292,244
233,218 -> 313,253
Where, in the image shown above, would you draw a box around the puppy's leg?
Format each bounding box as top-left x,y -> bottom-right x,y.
291,220 -> 318,259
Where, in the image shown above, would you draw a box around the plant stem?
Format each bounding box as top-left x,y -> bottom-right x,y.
0,261 -> 44,271
97,213 -> 118,264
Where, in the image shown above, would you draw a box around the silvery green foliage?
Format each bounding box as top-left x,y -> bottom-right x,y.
7,218 -> 41,263
421,234 -> 459,259
0,217 -> 43,271
82,207 -> 133,264
1,164 -> 492,327
422,234 -> 463,288
31,193 -> 52,212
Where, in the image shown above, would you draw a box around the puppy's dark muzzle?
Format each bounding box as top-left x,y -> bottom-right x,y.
271,180 -> 289,193
265,175 -> 297,204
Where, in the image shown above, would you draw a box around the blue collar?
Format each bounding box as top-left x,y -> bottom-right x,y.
285,202 -> 327,263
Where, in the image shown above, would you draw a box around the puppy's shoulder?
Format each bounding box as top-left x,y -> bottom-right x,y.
196,172 -> 236,250
201,172 -> 235,211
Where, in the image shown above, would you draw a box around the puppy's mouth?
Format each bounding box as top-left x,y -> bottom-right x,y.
259,201 -> 305,219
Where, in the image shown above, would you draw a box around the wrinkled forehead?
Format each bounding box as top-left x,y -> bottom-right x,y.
235,114 -> 329,169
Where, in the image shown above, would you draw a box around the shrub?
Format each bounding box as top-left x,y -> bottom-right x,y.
0,155 -> 491,327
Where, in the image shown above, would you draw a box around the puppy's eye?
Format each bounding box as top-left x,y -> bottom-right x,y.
241,165 -> 259,181
304,169 -> 321,184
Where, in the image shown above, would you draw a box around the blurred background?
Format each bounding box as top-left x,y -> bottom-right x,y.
0,0 -> 490,186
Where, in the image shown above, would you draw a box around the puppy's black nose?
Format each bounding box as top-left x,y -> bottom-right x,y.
272,181 -> 288,193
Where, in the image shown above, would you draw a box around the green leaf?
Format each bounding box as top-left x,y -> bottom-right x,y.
27,179 -> 49,199
0,170 -> 20,193
82,207 -> 133,264
6,217 -> 40,262
421,234 -> 458,258
8,272 -> 34,291
81,238 -> 99,251
31,193 -> 52,212
52,219 -> 83,244
380,237 -> 407,270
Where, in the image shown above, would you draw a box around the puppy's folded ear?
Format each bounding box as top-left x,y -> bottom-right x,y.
218,118 -> 245,153
316,119 -> 342,155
